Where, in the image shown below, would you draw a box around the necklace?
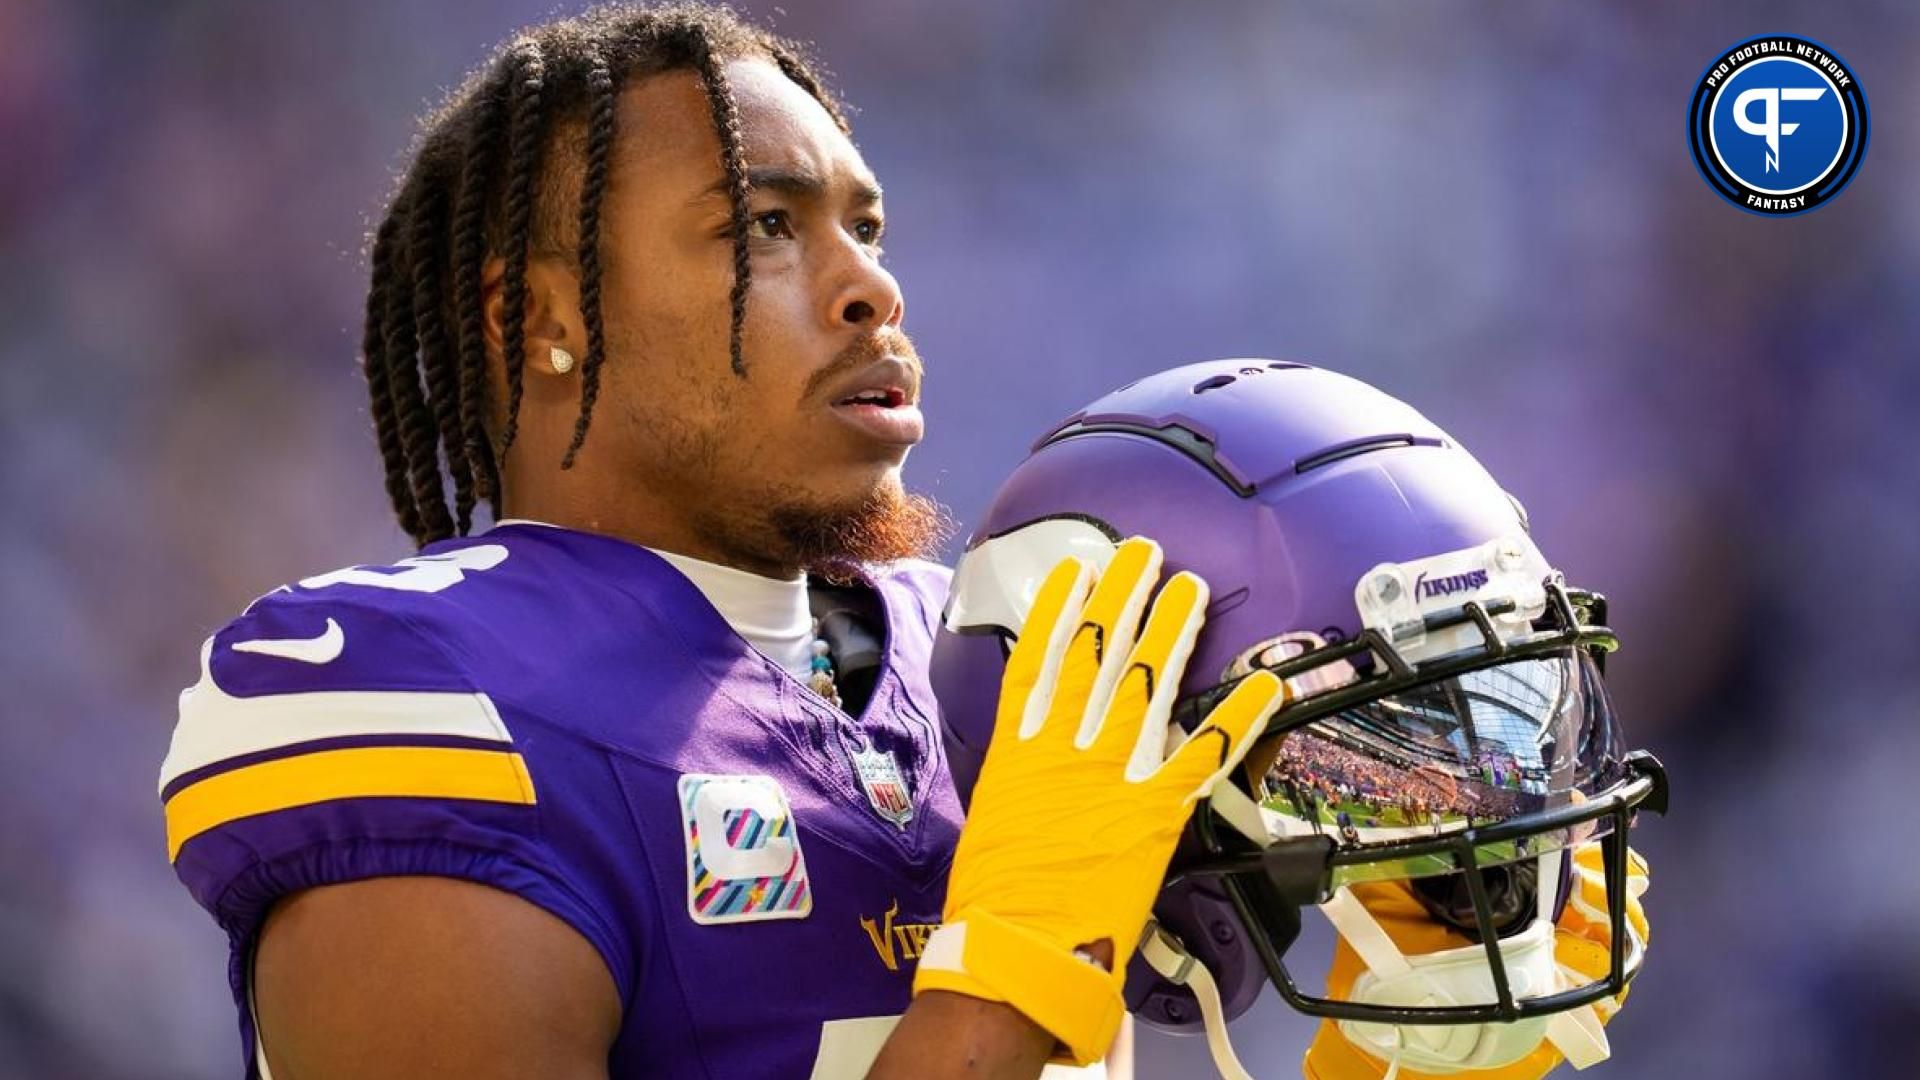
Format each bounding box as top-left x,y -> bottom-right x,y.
807,618 -> 841,709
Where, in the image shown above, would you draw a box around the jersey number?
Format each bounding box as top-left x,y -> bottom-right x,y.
297,545 -> 509,594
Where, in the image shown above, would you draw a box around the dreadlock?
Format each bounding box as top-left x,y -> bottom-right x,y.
359,3 -> 851,548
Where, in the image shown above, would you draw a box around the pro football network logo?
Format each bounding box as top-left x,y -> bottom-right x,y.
1688,35 -> 1868,216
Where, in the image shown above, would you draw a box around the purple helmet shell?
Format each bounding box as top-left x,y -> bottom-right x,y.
932,360 -> 1541,1030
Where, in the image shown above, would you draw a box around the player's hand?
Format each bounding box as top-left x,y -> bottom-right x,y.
914,538 -> 1286,1065
1303,843 -> 1651,1080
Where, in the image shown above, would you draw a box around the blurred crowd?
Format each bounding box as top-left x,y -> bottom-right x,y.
2,1 -> 1915,1077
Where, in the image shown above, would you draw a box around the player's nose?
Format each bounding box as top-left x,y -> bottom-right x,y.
824,240 -> 904,333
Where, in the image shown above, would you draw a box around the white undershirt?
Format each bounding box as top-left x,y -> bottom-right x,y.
646,547 -> 815,680
494,519 -> 816,681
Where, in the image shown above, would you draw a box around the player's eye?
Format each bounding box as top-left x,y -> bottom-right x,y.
747,209 -> 793,241
853,217 -> 886,247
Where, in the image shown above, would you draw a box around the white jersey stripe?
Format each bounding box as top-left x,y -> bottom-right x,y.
158,637 -> 513,795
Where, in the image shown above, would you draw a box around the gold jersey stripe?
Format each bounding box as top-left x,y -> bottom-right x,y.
165,745 -> 537,861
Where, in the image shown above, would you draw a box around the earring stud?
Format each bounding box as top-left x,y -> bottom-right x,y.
549,346 -> 575,374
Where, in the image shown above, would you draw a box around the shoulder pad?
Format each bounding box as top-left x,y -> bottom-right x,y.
160,544 -> 533,863
211,543 -> 515,698
159,536 -> 638,1024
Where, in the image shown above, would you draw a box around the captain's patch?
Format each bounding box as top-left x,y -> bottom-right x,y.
679,773 -> 812,924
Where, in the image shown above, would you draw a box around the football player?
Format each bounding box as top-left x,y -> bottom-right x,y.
159,6 -> 1174,1076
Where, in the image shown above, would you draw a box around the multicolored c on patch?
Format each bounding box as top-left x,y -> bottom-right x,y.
679,773 -> 813,924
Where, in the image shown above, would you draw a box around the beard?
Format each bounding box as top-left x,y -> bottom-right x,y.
766,479 -> 954,584
650,406 -> 952,581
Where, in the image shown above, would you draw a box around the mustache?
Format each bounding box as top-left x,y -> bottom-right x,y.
801,329 -> 924,403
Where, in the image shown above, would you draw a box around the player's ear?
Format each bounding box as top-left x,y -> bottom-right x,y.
481,254 -> 586,378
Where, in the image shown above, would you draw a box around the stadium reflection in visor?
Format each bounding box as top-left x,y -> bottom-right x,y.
1244,650 -> 1629,888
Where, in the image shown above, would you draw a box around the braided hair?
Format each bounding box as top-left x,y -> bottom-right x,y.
359,3 -> 850,547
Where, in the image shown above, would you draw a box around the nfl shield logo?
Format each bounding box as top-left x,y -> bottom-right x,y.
853,747 -> 914,828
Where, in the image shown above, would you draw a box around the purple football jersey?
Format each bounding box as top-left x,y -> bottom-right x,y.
161,523 -> 968,1078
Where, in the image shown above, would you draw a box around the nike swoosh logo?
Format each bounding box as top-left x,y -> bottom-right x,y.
231,618 -> 344,664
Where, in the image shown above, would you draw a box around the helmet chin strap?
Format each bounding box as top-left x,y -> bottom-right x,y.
1141,849 -> 1610,1080
1141,924 -> 1258,1080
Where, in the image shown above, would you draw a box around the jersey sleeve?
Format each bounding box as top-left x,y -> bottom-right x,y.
158,585 -> 632,1005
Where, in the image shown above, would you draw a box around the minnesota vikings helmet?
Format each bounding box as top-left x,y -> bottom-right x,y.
933,361 -> 1667,1058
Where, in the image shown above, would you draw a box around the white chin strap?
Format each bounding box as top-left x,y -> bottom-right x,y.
1141,924 -> 1258,1080
1140,851 -> 1609,1080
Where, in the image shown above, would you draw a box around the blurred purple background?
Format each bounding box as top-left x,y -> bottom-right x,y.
2,1 -> 1915,1077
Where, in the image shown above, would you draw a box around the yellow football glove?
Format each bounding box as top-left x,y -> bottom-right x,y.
914,538 -> 1286,1065
1303,843 -> 1651,1080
